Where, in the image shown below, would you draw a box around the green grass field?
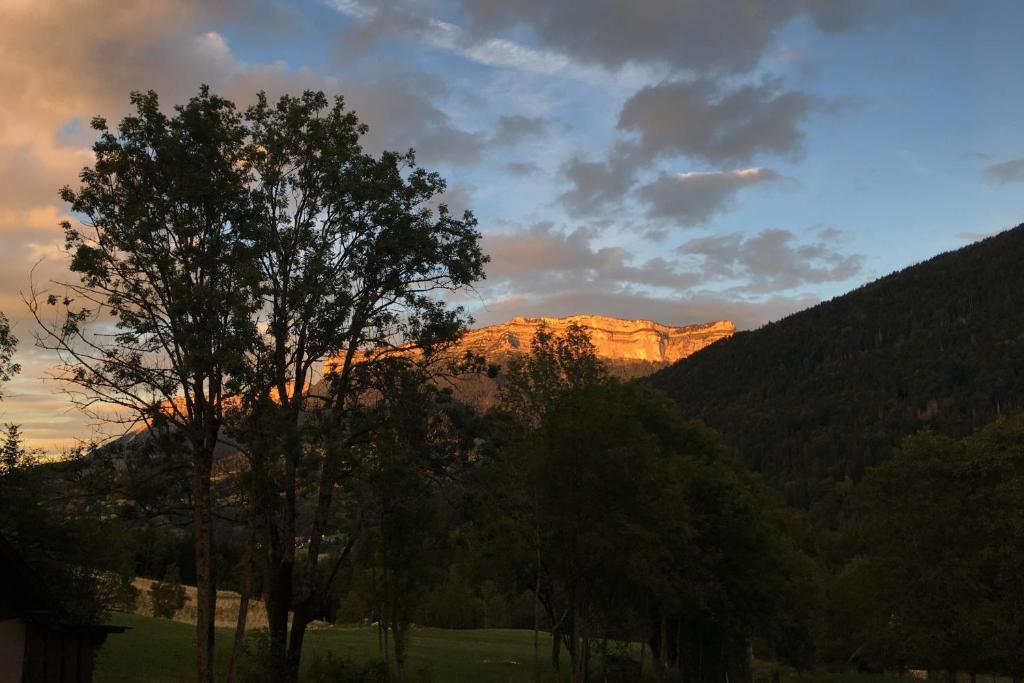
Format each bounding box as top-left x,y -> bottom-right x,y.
95,613 -> 923,683
95,612 -> 588,683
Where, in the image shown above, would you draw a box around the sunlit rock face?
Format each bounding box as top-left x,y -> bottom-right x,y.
434,315 -> 735,409
321,315 -> 735,410
459,315 -> 735,365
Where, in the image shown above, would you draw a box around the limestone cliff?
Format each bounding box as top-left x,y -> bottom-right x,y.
458,315 -> 735,365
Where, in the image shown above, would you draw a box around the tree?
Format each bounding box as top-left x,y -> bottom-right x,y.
850,431 -> 997,676
481,324 -> 814,682
224,90 -> 485,681
32,87 -> 258,682
35,86 -> 485,683
150,563 -> 189,618
0,311 -> 18,396
353,361 -> 460,681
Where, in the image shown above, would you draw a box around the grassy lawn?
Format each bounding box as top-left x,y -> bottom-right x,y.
95,613 -> 921,683
95,612 -> 583,683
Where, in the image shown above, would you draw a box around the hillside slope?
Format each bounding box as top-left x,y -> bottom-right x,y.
650,224 -> 1024,507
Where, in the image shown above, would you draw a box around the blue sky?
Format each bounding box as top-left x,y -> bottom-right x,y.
1,0 -> 1023,448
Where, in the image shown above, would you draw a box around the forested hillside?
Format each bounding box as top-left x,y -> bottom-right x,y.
650,224 -> 1024,509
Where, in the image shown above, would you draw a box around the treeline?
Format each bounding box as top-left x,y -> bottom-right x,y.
650,224 -> 1024,514
824,413 -> 1024,678
0,314 -> 816,682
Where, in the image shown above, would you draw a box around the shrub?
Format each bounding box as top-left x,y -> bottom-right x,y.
149,564 -> 188,618
337,590 -> 370,624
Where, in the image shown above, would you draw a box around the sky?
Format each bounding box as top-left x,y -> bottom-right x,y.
1,0 -> 1023,450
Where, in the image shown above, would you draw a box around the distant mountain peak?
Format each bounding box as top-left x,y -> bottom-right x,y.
461,314 -> 735,364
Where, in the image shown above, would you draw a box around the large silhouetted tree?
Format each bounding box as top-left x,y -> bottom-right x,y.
34,86 -> 485,683
229,90 -> 485,681
32,87 -> 259,683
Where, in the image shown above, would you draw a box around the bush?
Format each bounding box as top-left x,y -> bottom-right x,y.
149,564 -> 188,618
337,590 -> 370,624
100,572 -> 140,612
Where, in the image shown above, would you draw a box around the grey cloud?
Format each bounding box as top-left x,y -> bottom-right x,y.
637,168 -> 782,225
559,79 -> 812,220
618,79 -> 814,166
492,115 -> 552,145
482,224 -> 699,294
456,0 -> 875,75
982,159 -> 1024,184
678,228 -> 862,292
505,161 -> 543,176
480,222 -> 861,301
559,149 -> 637,213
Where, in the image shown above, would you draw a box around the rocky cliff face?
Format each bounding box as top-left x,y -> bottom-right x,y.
458,315 -> 735,364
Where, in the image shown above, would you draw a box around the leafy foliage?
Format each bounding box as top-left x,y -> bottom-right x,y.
0,425 -> 136,623
0,311 -> 18,394
831,412 -> 1024,676
478,324 -> 815,680
150,564 -> 189,618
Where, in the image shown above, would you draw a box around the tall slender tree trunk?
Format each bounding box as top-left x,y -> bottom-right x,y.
191,451 -> 217,683
570,608 -> 586,683
551,625 -> 562,675
659,613 -> 670,671
286,610 -> 311,683
227,513 -> 257,683
264,537 -> 293,681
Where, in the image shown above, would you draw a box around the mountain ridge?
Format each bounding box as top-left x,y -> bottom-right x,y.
459,314 -> 735,364
649,224 -> 1024,510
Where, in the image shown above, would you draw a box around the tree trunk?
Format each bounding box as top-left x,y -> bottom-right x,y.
227,516 -> 257,683
392,618 -> 406,683
533,568 -> 540,680
551,625 -> 561,674
382,615 -> 392,682
659,613 -> 670,671
264,546 -> 293,682
570,608 -> 586,683
286,610 -> 311,683
191,453 -> 217,683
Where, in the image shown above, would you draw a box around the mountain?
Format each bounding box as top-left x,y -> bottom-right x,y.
649,224 -> 1024,509
433,315 -> 734,409
460,315 -> 734,365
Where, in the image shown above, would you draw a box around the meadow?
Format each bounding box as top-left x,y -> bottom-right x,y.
94,612 -> 924,683
96,611 -> 576,683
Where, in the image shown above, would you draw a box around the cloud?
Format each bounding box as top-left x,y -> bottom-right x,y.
456,0 -> 875,75
492,115 -> 553,145
559,151 -> 638,213
482,223 -> 701,294
559,79 -> 813,221
618,79 -> 815,166
678,228 -> 862,292
982,159 -> 1024,184
332,2 -> 663,86
505,161 -> 543,176
637,168 -> 783,225
480,222 -> 861,307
